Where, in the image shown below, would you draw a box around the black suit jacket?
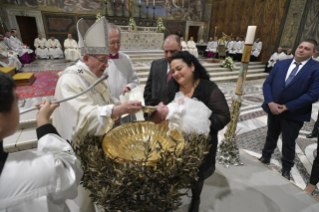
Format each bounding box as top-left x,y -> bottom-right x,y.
144,58 -> 168,106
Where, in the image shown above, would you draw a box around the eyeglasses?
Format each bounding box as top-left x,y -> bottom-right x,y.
109,41 -> 121,45
90,55 -> 108,64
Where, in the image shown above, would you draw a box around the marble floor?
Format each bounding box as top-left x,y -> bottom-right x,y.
6,54 -> 319,211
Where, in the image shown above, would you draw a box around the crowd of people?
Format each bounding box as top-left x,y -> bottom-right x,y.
1,16 -> 319,212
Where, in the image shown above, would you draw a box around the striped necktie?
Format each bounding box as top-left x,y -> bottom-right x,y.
285,62 -> 301,87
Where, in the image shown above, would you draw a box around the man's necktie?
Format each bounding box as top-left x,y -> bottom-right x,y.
109,53 -> 119,59
285,62 -> 301,87
166,69 -> 172,82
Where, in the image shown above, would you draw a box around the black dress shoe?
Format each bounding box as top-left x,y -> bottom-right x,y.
306,132 -> 317,139
258,157 -> 270,164
188,199 -> 200,212
282,169 -> 291,181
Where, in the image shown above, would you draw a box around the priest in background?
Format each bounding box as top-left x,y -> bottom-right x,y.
3,31 -> 11,48
53,17 -> 142,212
64,33 -> 80,62
34,34 -> 50,59
0,34 -> 22,70
47,36 -> 64,59
8,29 -> 36,64
265,47 -> 286,73
181,37 -> 188,51
251,38 -> 262,61
282,48 -> 293,60
312,48 -> 319,62
206,37 -> 217,58
187,36 -> 198,58
104,23 -> 140,124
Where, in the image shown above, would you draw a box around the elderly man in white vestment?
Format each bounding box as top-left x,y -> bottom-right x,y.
53,17 -> 142,212
8,30 -> 36,64
0,72 -> 83,212
265,46 -> 286,73
187,36 -> 198,58
64,33 -> 80,61
206,37 -> 218,58
3,31 -> 11,48
251,38 -> 262,61
48,36 -> 64,59
34,34 -> 50,59
0,34 -> 22,70
104,23 -> 140,124
181,36 -> 188,51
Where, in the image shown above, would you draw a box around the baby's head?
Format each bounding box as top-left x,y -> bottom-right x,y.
0,72 -> 19,141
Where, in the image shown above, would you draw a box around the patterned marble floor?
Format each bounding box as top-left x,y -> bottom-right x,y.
14,56 -> 319,201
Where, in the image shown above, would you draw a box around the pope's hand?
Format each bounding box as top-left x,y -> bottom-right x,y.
111,100 -> 142,119
35,99 -> 60,127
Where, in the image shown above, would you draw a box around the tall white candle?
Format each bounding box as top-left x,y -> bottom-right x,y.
245,26 -> 257,44
153,0 -> 155,6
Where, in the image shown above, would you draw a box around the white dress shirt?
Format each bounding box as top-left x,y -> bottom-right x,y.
285,57 -> 311,81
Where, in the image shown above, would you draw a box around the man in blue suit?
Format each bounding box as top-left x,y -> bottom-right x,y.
259,39 -> 319,180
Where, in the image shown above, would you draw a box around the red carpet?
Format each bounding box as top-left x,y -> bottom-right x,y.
15,71 -> 61,98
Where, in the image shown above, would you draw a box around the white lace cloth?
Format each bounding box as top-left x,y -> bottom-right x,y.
166,92 -> 212,135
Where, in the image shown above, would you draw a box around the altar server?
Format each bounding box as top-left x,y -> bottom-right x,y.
0,72 -> 83,212
206,37 -> 218,58
187,36 -> 198,58
34,34 -> 50,59
0,34 -> 22,70
265,47 -> 286,72
64,33 -> 80,62
181,37 -> 188,51
8,29 -> 36,64
281,49 -> 294,60
228,37 -> 239,60
48,37 -> 64,59
235,37 -> 244,61
104,23 -> 140,124
53,17 -> 142,212
226,37 -> 233,55
251,38 -> 262,61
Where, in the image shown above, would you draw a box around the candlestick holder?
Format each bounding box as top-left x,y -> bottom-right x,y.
146,5 -> 149,20
113,1 -> 117,16
104,0 -> 108,16
152,6 -> 155,20
139,4 -> 142,18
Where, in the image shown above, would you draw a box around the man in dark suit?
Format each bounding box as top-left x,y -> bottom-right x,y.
144,35 -> 182,106
259,39 -> 319,180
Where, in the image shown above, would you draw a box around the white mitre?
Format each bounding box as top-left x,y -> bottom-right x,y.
77,16 -> 109,56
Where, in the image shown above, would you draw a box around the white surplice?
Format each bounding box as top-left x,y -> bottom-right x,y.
47,39 -> 64,59
53,60 -> 115,212
8,36 -> 34,57
267,52 -> 286,67
313,56 -> 319,62
236,41 -> 244,54
280,53 -> 294,60
64,39 -> 80,61
0,41 -> 22,70
187,41 -> 198,58
34,38 -> 50,59
181,41 -> 188,51
226,41 -> 233,52
104,52 -> 140,123
0,133 -> 83,212
252,41 -> 262,57
229,41 -> 238,54
206,41 -> 218,53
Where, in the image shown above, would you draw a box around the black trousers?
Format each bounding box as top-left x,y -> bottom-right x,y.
262,113 -> 303,171
251,55 -> 257,61
311,112 -> 319,134
310,137 -> 319,185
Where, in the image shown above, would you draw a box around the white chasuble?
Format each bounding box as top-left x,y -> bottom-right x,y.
0,41 -> 22,70
53,61 -> 115,212
252,41 -> 262,57
48,39 -> 64,59
187,41 -> 198,58
34,38 -> 49,59
9,36 -> 34,57
0,134 -> 83,212
104,52 -> 140,123
64,39 -> 80,61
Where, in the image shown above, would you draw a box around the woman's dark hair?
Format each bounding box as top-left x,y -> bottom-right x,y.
171,51 -> 210,81
0,71 -> 16,113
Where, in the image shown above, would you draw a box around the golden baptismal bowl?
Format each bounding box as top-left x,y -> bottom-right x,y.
102,122 -> 185,166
